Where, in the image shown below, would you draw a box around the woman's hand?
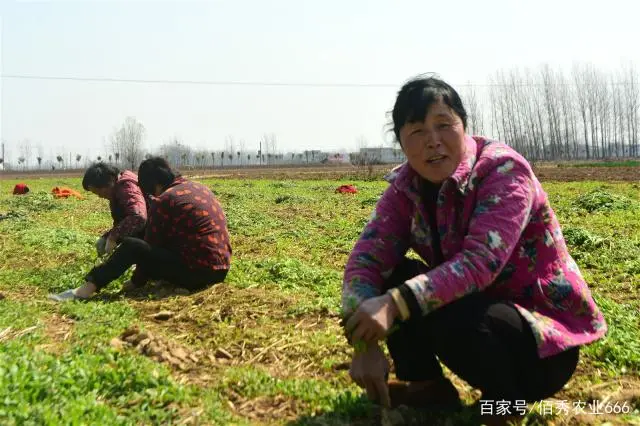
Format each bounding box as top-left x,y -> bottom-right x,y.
349,343 -> 391,407
345,294 -> 398,344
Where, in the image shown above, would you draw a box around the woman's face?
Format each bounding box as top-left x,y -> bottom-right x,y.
399,99 -> 466,184
88,183 -> 114,200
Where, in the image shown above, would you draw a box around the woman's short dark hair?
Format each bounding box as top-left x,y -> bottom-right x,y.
138,156 -> 180,195
82,162 -> 120,190
391,74 -> 467,144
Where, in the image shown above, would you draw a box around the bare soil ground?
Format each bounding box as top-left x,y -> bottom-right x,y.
2,163 -> 639,182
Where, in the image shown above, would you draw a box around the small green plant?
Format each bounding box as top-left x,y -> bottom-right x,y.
5,191 -> 65,213
563,226 -> 607,249
573,189 -> 639,213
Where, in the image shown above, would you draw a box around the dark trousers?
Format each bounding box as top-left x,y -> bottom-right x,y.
385,258 -> 579,402
86,237 -> 228,291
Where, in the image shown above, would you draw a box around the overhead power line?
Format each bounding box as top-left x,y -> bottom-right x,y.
2,74 -> 638,88
0,74 -> 553,88
1,74 -> 399,88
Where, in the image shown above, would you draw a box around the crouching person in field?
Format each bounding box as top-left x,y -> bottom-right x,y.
50,157 -> 231,301
82,162 -> 148,257
341,76 -> 607,425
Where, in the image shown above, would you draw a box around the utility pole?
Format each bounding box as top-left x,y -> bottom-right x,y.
1,142 -> 4,171
259,140 -> 262,166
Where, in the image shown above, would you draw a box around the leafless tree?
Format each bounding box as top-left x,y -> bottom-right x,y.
110,117 -> 146,170
261,133 -> 277,165
622,61 -> 640,156
159,138 -> 192,167
572,64 -> 591,159
36,144 -> 44,170
595,72 -> 611,157
19,139 -> 33,170
583,65 -> 601,158
540,64 -> 562,159
224,136 -> 235,166
239,139 -> 246,167
462,82 -> 485,135
556,70 -> 578,158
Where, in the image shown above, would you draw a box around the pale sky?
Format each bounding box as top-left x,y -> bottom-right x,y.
1,0 -> 639,164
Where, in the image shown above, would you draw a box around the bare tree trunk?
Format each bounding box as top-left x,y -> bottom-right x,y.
612,74 -> 620,157
488,76 -> 503,142
622,62 -> 640,157
540,64 -> 558,159
595,72 -> 610,158
509,70 -> 529,158
462,82 -> 485,135
557,71 -> 575,159
573,64 -> 591,159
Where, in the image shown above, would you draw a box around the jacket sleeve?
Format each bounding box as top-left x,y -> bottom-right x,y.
131,197 -> 165,286
399,159 -> 536,317
109,180 -> 148,242
143,197 -> 167,247
341,185 -> 413,319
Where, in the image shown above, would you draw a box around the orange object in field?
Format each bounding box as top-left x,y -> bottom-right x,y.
51,186 -> 83,199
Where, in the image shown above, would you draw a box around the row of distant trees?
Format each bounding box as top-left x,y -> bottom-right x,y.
461,61 -> 640,160
156,135 -> 344,168
3,61 -> 640,170
0,118 -> 343,171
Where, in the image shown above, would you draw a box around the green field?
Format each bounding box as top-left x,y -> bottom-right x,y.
556,160 -> 640,168
0,177 -> 638,425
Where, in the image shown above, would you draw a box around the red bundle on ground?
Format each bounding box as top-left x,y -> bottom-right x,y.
12,183 -> 30,195
335,184 -> 358,194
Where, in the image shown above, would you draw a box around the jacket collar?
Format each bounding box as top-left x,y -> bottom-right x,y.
384,135 -> 480,199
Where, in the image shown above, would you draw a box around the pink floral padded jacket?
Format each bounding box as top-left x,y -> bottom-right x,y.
342,136 -> 607,358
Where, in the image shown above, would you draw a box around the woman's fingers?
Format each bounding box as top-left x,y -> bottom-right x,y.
345,309 -> 363,335
351,322 -> 378,344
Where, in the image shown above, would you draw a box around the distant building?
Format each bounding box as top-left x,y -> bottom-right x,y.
322,153 -> 350,164
353,147 -> 405,164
